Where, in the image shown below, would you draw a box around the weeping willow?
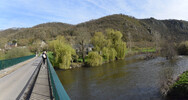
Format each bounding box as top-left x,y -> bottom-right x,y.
115,40 -> 127,59
49,36 -> 76,69
87,52 -> 103,67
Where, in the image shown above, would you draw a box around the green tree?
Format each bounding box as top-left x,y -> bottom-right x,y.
91,29 -> 127,64
115,40 -> 127,59
49,36 -> 76,69
87,52 -> 103,66
106,29 -> 122,45
106,29 -> 126,59
92,32 -> 106,52
109,48 -> 117,61
102,47 -> 110,62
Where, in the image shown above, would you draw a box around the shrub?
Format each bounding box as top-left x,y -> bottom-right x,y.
47,51 -> 56,67
87,52 -> 103,66
178,41 -> 188,55
167,71 -> 188,98
5,48 -> 32,59
0,51 -> 5,60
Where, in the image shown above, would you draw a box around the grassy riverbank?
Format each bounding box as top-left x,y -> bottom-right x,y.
167,71 -> 188,99
125,47 -> 156,55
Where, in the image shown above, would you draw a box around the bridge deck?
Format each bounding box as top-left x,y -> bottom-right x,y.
0,57 -> 39,100
30,63 -> 51,100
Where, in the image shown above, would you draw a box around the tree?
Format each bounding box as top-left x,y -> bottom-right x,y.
109,48 -> 117,61
76,27 -> 91,63
177,41 -> 188,55
128,32 -> 133,52
0,38 -> 8,48
106,29 -> 122,45
28,39 -> 41,53
91,29 -> 127,64
160,36 -> 177,60
92,32 -> 106,50
153,31 -> 161,52
106,29 -> 127,59
115,40 -> 127,59
87,52 -> 103,66
17,39 -> 30,46
49,36 -> 76,69
102,47 -> 110,62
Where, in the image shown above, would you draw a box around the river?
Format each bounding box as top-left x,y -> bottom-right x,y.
56,55 -> 188,100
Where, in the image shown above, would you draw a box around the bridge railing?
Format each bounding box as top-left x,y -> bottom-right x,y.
47,56 -> 70,100
0,55 -> 35,70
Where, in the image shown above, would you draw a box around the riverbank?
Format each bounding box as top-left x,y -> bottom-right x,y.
166,71 -> 188,99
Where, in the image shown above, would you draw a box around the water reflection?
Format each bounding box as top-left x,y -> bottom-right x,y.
56,55 -> 188,100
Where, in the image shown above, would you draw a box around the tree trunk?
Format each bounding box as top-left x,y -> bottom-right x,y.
81,41 -> 85,63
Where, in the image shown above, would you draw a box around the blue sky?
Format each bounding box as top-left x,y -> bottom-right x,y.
0,0 -> 188,29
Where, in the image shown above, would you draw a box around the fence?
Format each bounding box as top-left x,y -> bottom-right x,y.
0,55 -> 35,70
47,56 -> 70,100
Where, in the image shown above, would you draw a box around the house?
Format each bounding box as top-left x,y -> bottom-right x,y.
40,41 -> 46,48
4,42 -> 17,50
73,44 -> 94,54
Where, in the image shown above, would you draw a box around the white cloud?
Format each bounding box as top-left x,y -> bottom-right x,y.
1,0 -> 188,29
134,0 -> 188,20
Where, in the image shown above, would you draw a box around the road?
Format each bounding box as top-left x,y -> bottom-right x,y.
0,57 -> 41,100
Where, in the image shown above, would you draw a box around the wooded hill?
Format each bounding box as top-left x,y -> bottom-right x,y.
1,14 -> 188,47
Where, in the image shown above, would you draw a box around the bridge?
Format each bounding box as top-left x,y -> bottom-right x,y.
0,55 -> 70,100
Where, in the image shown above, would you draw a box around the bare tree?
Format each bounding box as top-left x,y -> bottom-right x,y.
153,31 -> 161,52
128,32 -> 133,52
76,27 -> 91,63
160,36 -> 177,60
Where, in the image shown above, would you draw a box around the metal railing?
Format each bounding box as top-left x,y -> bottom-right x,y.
47,56 -> 70,100
0,55 -> 35,70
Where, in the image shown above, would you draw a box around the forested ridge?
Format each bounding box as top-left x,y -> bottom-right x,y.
1,14 -> 188,47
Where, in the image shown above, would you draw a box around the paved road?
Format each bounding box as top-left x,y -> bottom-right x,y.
0,57 -> 41,100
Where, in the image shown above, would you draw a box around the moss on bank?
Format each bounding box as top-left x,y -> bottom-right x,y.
167,71 -> 188,99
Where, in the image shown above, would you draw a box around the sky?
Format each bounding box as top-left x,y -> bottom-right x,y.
0,0 -> 188,29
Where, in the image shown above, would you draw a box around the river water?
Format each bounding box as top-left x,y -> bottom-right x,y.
56,55 -> 188,100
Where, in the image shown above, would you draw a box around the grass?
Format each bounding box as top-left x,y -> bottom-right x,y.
140,48 -> 156,53
125,47 -> 156,56
167,71 -> 188,98
173,71 -> 188,86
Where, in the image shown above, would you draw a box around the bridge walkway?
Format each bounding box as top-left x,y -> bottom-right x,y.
29,62 -> 51,100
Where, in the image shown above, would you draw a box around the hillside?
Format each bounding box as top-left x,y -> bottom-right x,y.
141,18 -> 188,42
1,14 -> 188,47
75,14 -> 152,41
0,22 -> 73,40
